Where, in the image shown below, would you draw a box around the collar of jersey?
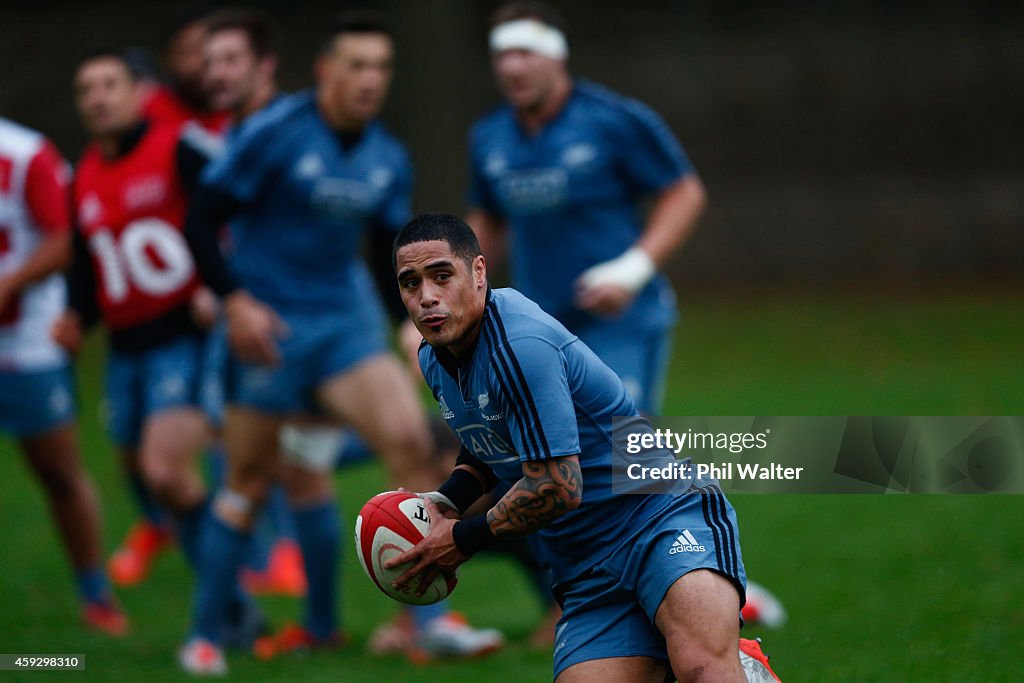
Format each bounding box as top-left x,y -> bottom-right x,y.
104,121 -> 148,161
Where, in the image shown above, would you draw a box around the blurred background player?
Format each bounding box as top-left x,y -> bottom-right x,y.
203,9 -> 279,125
105,7 -> 292,592
465,1 -> 785,630
179,13 -> 501,673
54,49 -> 261,642
107,6 -> 229,585
200,7 -> 306,600
143,7 -> 229,133
0,115 -> 127,636
467,1 -> 703,416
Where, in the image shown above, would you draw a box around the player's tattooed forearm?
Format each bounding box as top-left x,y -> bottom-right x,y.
487,456 -> 582,539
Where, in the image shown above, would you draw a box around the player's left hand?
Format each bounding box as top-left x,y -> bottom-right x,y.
224,290 -> 289,366
189,286 -> 220,330
574,246 -> 655,316
383,498 -> 470,595
573,280 -> 635,316
50,310 -> 84,354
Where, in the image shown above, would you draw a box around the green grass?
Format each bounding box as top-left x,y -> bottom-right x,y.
1,286 -> 1022,682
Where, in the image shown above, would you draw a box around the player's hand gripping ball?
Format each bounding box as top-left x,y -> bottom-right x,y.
355,491 -> 458,605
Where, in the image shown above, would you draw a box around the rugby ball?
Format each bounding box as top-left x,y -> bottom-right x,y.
355,491 -> 457,605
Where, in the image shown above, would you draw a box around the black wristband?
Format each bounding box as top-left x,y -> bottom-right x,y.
452,515 -> 498,555
437,469 -> 486,514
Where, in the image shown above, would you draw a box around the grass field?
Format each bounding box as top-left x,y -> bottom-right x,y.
2,285 -> 1022,682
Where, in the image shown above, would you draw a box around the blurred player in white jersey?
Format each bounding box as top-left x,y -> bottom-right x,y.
0,116 -> 127,635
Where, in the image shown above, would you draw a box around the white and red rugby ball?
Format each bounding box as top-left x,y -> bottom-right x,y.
355,491 -> 457,605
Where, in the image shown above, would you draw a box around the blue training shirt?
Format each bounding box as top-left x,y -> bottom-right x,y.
419,288 -> 679,583
467,79 -> 693,334
201,91 -> 412,312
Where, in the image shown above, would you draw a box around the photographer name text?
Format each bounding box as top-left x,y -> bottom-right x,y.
625,461 -> 804,481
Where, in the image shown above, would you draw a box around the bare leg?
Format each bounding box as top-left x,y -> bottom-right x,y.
219,406 -> 284,528
316,354 -> 442,492
655,569 -> 745,682
557,656 -> 666,683
138,407 -> 210,512
20,424 -> 104,572
280,461 -> 334,508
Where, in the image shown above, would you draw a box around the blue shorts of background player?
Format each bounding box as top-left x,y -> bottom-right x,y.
576,322 -> 675,416
226,306 -> 389,415
0,365 -> 76,437
105,334 -> 208,447
551,485 -> 746,679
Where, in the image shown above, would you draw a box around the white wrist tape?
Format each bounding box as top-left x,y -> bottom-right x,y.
279,424 -> 344,473
489,19 -> 568,60
420,490 -> 458,511
577,246 -> 656,295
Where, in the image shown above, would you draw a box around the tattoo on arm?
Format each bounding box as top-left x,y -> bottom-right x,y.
486,456 -> 583,539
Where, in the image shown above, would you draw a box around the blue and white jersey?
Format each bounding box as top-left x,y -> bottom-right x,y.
419,288 -> 677,582
201,91 -> 412,312
468,80 -> 692,334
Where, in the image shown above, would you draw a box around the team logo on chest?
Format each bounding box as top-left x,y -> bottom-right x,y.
310,177 -> 376,219
123,174 -> 168,212
477,393 -> 504,422
79,193 -> 103,225
561,143 -> 598,169
496,167 -> 568,213
484,151 -> 508,177
294,152 -> 325,179
368,167 -> 393,190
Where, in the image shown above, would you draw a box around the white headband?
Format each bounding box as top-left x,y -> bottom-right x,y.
489,18 -> 568,60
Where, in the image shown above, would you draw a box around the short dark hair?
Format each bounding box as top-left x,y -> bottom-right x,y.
164,5 -> 215,46
122,47 -> 160,81
75,48 -> 135,80
392,213 -> 482,272
321,10 -> 393,54
207,8 -> 276,58
490,1 -> 569,35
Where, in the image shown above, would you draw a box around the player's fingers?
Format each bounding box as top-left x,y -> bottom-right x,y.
271,312 -> 291,339
50,323 -> 67,347
421,497 -> 441,520
383,547 -> 418,570
577,284 -> 626,315
227,325 -> 253,362
239,336 -> 274,366
573,282 -> 599,309
235,343 -> 255,364
235,335 -> 261,364
253,330 -> 280,366
416,566 -> 440,596
392,557 -> 431,588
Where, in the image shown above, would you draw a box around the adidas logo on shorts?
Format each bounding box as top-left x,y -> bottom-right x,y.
669,529 -> 706,554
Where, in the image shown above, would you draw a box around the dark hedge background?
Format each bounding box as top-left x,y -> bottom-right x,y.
3,0 -> 1021,286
